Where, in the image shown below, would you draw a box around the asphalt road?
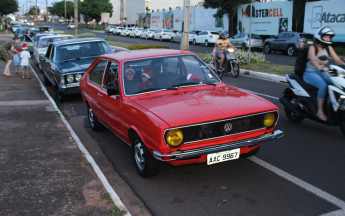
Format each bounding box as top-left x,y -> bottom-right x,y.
47,22 -> 297,67
30,55 -> 345,216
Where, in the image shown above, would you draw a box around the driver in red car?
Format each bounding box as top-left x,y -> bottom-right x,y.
140,66 -> 154,90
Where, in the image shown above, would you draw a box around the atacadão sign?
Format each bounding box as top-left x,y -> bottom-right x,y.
304,0 -> 345,42
237,1 -> 293,36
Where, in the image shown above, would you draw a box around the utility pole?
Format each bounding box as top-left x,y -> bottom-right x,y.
64,0 -> 66,24
35,0 -> 38,21
248,2 -> 253,64
120,0 -> 124,27
180,0 -> 190,51
74,0 -> 78,36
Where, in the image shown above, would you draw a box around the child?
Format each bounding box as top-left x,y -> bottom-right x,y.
140,66 -> 154,90
20,43 -> 31,79
124,65 -> 135,81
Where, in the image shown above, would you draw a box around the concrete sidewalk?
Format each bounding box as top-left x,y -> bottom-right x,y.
0,34 -> 121,215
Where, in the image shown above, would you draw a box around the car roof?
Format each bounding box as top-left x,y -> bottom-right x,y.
101,49 -> 194,62
53,38 -> 106,46
39,35 -> 75,40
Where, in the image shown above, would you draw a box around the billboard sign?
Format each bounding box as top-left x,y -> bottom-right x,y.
304,0 -> 345,42
237,1 -> 293,36
163,11 -> 174,29
138,13 -> 151,28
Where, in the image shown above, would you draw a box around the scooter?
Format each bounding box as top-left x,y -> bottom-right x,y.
279,56 -> 345,136
210,48 -> 240,79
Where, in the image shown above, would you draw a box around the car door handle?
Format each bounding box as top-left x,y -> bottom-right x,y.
97,93 -> 103,97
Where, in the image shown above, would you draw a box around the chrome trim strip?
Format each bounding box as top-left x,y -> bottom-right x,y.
163,110 -> 279,146
154,130 -> 284,161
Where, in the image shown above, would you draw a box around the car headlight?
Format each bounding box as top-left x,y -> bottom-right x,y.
263,113 -> 276,128
75,74 -> 82,82
66,75 -> 74,83
166,129 -> 184,147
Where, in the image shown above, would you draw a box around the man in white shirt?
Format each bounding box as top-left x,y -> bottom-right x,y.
20,43 -> 31,79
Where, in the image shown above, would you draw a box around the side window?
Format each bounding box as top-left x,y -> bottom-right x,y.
277,33 -> 285,38
239,34 -> 246,38
232,34 -> 240,39
50,46 -> 55,61
103,61 -> 119,89
89,59 -> 108,86
45,45 -> 52,58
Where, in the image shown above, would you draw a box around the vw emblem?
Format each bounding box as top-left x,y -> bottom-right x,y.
224,123 -> 232,132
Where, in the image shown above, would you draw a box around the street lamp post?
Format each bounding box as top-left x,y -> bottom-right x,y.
74,0 -> 78,36
35,0 -> 37,21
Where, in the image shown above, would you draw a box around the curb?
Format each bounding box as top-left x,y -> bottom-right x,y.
29,65 -> 131,216
240,69 -> 287,83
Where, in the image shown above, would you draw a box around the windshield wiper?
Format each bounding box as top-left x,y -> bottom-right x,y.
135,88 -> 166,94
170,82 -> 200,88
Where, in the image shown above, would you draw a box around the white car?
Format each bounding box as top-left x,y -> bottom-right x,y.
12,25 -> 21,33
139,29 -> 157,39
153,29 -> 175,41
171,30 -> 197,43
67,23 -> 75,29
35,35 -> 75,68
129,28 -> 144,38
192,30 -> 220,47
58,19 -> 65,23
121,28 -> 132,37
112,27 -> 123,35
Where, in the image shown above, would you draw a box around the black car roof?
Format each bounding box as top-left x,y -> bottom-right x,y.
53,38 -> 106,46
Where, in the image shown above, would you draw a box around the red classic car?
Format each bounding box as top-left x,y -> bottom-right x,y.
79,49 -> 283,178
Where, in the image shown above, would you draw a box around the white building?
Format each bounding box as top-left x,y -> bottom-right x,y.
108,0 -> 145,25
145,0 -> 203,12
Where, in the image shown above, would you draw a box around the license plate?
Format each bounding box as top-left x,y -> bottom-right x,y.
207,148 -> 240,165
307,41 -> 313,44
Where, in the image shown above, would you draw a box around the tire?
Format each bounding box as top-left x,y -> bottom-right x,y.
339,111 -> 345,136
242,43 -> 247,50
241,146 -> 261,158
284,97 -> 304,123
87,104 -> 103,131
171,37 -> 174,43
146,35 -> 148,40
205,40 -> 209,47
287,45 -> 296,56
231,63 -> 240,78
55,85 -> 66,103
140,35 -> 142,39
264,44 -> 272,54
159,36 -> 162,42
131,134 -> 160,178
193,39 -> 196,45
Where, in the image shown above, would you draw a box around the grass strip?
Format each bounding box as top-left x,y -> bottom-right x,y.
240,62 -> 294,76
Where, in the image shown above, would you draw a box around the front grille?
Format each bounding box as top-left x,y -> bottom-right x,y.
165,112 -> 277,145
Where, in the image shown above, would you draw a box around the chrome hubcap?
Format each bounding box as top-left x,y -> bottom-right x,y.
265,45 -> 270,52
288,47 -> 293,55
134,141 -> 145,171
88,108 -> 94,127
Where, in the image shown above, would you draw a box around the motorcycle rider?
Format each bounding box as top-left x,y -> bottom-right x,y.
303,26 -> 345,121
213,32 -> 236,72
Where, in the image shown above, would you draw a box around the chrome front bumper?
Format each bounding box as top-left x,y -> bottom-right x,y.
153,130 -> 284,161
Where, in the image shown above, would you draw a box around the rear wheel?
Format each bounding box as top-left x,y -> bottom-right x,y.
159,36 -> 162,41
284,97 -> 304,123
287,45 -> 296,56
205,40 -> 209,47
231,63 -> 240,78
193,39 -> 196,45
264,44 -> 271,54
242,43 -> 247,50
146,35 -> 148,40
339,111 -> 345,136
132,134 -> 160,178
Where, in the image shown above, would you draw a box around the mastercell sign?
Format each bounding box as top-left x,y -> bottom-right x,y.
237,1 -> 293,36
304,0 -> 345,42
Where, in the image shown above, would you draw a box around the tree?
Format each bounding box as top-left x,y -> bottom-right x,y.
80,0 -> 113,26
0,0 -> 18,16
28,6 -> 40,15
48,1 -> 74,19
203,0 -> 251,37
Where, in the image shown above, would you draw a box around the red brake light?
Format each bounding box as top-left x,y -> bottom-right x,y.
163,34 -> 167,35
210,35 -> 213,38
246,39 -> 249,41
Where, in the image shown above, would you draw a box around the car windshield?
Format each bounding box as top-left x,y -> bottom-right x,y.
300,34 -> 313,39
249,34 -> 261,39
34,34 -> 50,42
56,41 -> 112,61
39,36 -> 74,48
123,55 -> 220,96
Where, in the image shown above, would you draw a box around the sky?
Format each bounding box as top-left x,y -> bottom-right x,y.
16,0 -> 74,14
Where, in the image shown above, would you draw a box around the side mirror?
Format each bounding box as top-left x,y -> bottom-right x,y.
107,87 -> 119,96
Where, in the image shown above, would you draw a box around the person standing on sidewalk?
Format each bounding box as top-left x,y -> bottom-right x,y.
0,37 -> 21,77
11,37 -> 22,74
20,43 -> 31,79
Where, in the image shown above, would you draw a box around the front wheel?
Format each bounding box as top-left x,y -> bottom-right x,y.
231,63 -> 240,77
339,111 -> 345,136
87,104 -> 103,131
193,39 -> 196,45
284,97 -> 304,123
241,146 -> 261,158
171,37 -> 174,43
287,45 -> 296,56
159,36 -> 162,42
55,85 -> 66,103
242,43 -> 247,50
264,44 -> 272,54
132,134 -> 160,178
146,35 -> 148,40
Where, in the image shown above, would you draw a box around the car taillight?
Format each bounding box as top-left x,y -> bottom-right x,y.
246,39 -> 249,41
136,31 -> 138,33
210,35 -> 213,38
163,34 -> 167,35
298,39 -> 306,43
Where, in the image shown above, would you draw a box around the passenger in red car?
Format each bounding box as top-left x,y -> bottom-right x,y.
140,66 -> 154,90
124,65 -> 135,81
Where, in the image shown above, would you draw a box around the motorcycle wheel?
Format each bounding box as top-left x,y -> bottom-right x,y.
284,97 -> 304,123
231,63 -> 240,78
339,111 -> 345,136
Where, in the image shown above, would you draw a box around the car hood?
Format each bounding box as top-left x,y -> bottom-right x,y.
55,57 -> 97,73
131,85 -> 277,128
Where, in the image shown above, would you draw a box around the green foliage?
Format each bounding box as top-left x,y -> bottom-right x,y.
48,1 -> 77,19
0,0 -> 18,16
28,6 -> 40,16
127,43 -> 169,50
84,162 -> 94,171
79,0 -> 113,25
72,207 -> 82,214
107,206 -> 127,216
75,33 -> 96,38
100,192 -> 111,200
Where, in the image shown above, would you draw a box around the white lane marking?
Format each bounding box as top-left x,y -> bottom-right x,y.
238,88 -> 279,100
249,157 -> 345,209
0,100 -> 50,106
29,65 -> 131,216
319,209 -> 345,216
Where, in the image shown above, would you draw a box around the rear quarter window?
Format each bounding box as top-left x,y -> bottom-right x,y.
211,32 -> 220,35
300,34 -> 313,39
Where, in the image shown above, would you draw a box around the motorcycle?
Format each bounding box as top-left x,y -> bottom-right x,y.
279,56 -> 345,136
210,48 -> 240,79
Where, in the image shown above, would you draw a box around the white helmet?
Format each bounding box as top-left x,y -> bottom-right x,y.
314,26 -> 335,45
